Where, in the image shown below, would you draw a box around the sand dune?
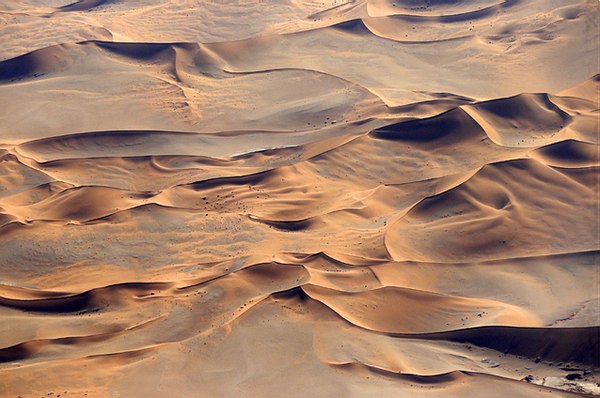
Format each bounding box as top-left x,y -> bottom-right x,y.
0,0 -> 598,397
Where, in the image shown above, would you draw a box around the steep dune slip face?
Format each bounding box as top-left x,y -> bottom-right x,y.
0,0 -> 599,397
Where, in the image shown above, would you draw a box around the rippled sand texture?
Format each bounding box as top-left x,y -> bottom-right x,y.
1,0 -> 599,397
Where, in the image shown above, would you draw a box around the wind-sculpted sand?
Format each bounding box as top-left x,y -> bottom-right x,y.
0,0 -> 598,397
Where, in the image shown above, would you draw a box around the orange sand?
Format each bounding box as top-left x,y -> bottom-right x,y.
0,0 -> 598,397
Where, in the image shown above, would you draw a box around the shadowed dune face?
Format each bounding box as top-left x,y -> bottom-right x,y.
0,0 -> 599,397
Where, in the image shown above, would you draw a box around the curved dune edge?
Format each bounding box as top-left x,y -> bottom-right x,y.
302,284 -> 541,334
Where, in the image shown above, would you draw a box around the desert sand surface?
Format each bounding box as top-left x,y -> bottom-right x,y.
0,0 -> 599,397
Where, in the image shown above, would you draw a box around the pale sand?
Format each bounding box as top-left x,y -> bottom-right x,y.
0,0 -> 599,397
